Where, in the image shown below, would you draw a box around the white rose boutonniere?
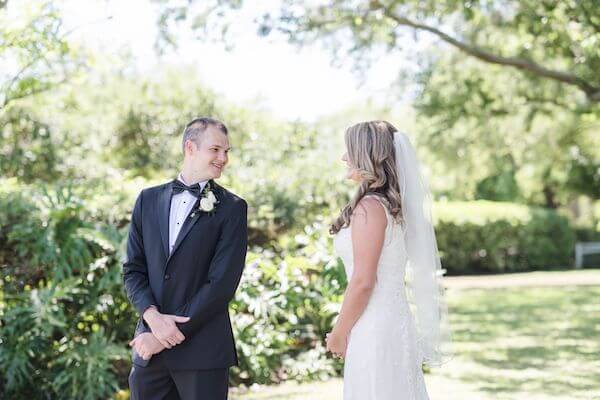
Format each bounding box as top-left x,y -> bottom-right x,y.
200,197 -> 215,212
190,182 -> 219,218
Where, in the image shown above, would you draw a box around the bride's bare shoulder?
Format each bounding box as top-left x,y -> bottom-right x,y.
352,195 -> 387,228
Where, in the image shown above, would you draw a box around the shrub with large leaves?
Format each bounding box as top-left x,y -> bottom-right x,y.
231,218 -> 345,385
0,182 -> 131,399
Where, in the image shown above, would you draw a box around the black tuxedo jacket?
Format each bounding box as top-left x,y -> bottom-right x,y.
123,179 -> 248,370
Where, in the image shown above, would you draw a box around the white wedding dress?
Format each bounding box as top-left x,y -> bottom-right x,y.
333,197 -> 430,400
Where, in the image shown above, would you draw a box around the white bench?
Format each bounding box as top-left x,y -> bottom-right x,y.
575,242 -> 600,269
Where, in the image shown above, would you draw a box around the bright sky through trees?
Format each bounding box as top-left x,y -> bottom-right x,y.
60,0 -> 417,121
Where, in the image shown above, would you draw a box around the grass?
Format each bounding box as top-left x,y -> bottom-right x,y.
230,279 -> 600,400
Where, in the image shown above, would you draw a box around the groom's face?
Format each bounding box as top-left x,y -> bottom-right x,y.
186,126 -> 230,180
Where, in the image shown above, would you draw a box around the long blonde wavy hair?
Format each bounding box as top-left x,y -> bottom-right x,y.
330,120 -> 404,235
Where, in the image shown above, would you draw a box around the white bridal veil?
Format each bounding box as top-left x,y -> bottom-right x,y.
394,131 -> 453,366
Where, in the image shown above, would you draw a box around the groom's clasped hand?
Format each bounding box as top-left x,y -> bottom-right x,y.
128,305 -> 190,360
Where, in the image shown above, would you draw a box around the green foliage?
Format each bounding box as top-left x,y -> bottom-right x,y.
475,164 -> 521,202
108,77 -> 221,177
1,285 -> 128,399
0,180 -> 119,287
0,1 -> 84,109
231,221 -> 344,384
114,110 -> 166,176
434,201 -> 576,274
415,52 -> 599,206
0,182 -> 131,399
574,200 -> 600,267
566,152 -> 600,199
0,108 -> 60,182
51,331 -> 125,400
1,279 -> 81,396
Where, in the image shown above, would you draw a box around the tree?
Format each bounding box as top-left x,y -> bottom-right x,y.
0,1 -> 84,109
153,0 -> 600,204
414,50 -> 599,206
0,1 -> 97,182
154,0 -> 600,104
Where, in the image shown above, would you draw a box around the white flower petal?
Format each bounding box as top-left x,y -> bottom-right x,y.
200,198 -> 214,211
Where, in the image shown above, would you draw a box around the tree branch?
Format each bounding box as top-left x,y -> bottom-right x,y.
521,94 -> 570,109
1,54 -> 46,95
371,2 -> 600,103
1,73 -> 71,109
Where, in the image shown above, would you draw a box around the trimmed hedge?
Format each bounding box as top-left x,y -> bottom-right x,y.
434,201 -> 576,274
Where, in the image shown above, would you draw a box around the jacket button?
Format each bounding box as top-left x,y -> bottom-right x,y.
164,274 -> 171,280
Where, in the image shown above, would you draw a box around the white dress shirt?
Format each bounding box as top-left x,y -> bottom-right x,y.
169,174 -> 207,254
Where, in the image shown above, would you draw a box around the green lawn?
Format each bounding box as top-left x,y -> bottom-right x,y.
231,283 -> 600,400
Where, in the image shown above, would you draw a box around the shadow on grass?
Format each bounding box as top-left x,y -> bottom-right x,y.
231,390 -> 310,400
447,286 -> 600,398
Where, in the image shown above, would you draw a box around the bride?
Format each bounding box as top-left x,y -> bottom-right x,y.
325,121 -> 452,399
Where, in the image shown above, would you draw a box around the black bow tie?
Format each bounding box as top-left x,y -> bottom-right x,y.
172,180 -> 203,197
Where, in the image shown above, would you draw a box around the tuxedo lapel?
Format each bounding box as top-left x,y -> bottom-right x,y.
158,182 -> 173,261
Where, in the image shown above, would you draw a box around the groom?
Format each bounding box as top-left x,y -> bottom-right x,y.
123,117 -> 248,399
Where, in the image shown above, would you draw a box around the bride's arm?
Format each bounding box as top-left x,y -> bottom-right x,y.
327,197 -> 387,356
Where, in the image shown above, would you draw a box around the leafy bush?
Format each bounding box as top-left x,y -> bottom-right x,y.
0,107 -> 61,184
0,182 -> 132,399
231,219 -> 344,385
434,201 -> 576,274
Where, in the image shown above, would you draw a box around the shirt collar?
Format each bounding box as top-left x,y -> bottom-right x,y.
177,173 -> 208,192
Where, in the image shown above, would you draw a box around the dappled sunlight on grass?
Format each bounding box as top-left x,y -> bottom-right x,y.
437,286 -> 600,399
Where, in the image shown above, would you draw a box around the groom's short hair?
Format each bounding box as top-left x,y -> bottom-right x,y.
182,117 -> 228,152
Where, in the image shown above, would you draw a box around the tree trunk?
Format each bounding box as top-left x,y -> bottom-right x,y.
543,185 -> 558,209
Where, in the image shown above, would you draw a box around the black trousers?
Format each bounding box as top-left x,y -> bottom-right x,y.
129,353 -> 228,400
